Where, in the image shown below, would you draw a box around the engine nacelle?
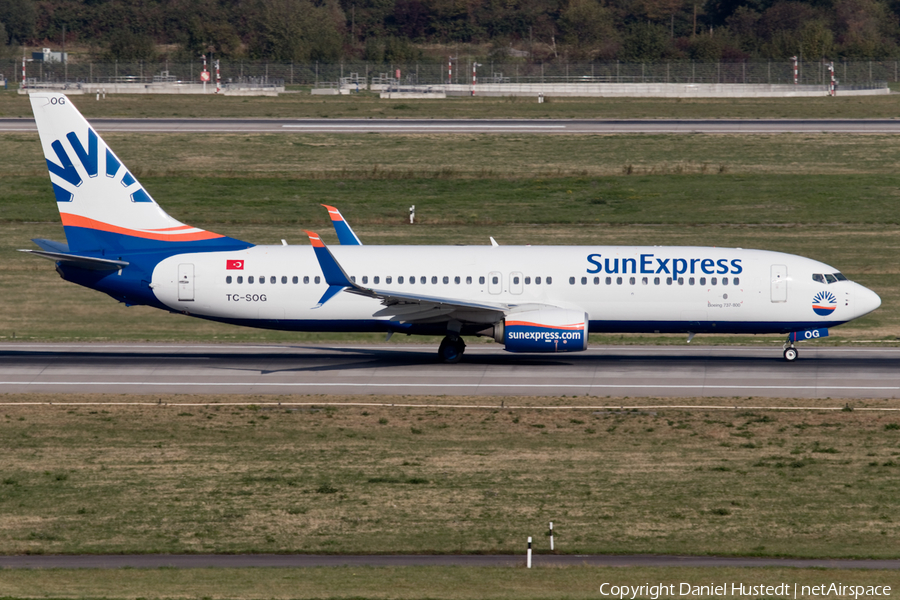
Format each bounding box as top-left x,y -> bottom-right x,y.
495,308 -> 589,353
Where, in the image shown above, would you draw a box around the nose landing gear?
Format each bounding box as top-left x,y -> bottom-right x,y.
783,345 -> 798,362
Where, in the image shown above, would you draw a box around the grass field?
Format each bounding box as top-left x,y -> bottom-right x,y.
1,132 -> 897,344
0,565 -> 897,600
4,88 -> 900,119
2,395 -> 900,558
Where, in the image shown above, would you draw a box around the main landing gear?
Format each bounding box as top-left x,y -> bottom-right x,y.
438,335 -> 466,363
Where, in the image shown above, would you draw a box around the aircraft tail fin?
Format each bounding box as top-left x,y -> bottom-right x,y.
29,92 -> 248,254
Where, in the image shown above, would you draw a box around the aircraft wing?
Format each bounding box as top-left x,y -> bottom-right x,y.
322,204 -> 362,245
304,230 -> 509,324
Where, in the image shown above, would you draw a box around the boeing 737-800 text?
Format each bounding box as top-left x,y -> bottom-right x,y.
21,93 -> 881,362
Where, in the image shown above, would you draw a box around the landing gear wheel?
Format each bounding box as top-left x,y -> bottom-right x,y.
783,347 -> 798,362
438,336 -> 466,364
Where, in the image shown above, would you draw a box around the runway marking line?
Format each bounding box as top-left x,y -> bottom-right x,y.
1,381 -> 898,392
1,401 -> 899,411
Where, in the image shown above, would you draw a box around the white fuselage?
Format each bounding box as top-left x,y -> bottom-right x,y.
151,245 -> 880,335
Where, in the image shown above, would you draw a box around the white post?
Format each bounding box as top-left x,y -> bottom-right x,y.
791,56 -> 798,84
409,205 -> 415,224
527,536 -> 532,568
216,59 -> 221,93
549,522 -> 554,551
21,56 -> 26,89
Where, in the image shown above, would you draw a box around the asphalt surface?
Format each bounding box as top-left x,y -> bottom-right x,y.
3,117 -> 900,134
1,553 -> 899,569
1,343 -> 898,399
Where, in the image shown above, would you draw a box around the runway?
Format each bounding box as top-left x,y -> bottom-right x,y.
1,553 -> 898,569
3,117 -> 900,134
1,343 -> 898,399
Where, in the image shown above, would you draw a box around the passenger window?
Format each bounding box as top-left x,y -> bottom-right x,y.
314,276 -> 321,284
466,276 -> 472,284
362,276 -> 368,284
629,277 -> 636,285
642,277 -> 648,285
374,276 -> 380,284
535,277 -> 541,284
351,276 -> 356,283
616,277 -> 623,285
524,277 -> 531,285
700,277 -> 706,285
513,276 -> 520,284
569,277 -> 575,285
237,276 -> 243,284
825,274 -> 837,284
812,274 -> 825,283
479,276 -> 485,284
455,276 -> 461,284
226,276 -> 232,284
421,276 -> 426,284
491,276 -> 498,284
270,276 -> 276,284
303,276 -> 309,284
733,277 -> 740,285
292,276 -> 298,284
606,277 -> 612,285
666,277 -> 672,285
593,277 -> 599,284
689,277 -> 695,285
546,277 -> 552,284
722,277 -> 728,286
248,276 -> 255,284
432,276 -> 438,284
386,276 -> 392,284
654,277 -> 660,285
678,277 -> 684,285
711,277 -> 717,285
259,276 -> 265,284
581,277 -> 587,285
443,276 -> 449,284
281,276 -> 287,284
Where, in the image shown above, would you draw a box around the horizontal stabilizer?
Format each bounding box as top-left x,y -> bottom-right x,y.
19,249 -> 129,271
32,238 -> 70,253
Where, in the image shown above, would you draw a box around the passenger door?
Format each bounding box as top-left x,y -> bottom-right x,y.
178,264 -> 195,301
771,265 -> 787,303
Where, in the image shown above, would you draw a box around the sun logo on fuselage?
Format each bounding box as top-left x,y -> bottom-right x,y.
812,291 -> 838,316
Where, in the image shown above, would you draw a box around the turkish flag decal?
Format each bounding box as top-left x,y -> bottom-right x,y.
226,260 -> 244,270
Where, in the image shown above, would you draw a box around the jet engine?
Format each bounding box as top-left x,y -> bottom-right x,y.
483,308 -> 589,353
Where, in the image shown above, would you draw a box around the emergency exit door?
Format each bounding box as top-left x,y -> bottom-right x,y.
178,264 -> 195,301
771,265 -> 787,303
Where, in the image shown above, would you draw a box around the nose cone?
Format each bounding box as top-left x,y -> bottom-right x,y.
856,285 -> 882,317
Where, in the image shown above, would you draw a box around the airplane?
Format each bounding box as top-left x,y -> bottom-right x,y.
21,92 -> 882,363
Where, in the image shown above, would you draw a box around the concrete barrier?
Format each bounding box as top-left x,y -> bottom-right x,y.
439,82 -> 889,98
20,82 -> 284,96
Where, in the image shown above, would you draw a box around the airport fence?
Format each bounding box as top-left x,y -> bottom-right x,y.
2,58 -> 897,88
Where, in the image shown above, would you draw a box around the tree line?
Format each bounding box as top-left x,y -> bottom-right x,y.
0,0 -> 897,63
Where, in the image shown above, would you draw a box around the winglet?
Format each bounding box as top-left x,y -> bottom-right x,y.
321,204 -> 362,246
304,230 -> 356,307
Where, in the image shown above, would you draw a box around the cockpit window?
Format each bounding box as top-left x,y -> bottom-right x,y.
813,272 -> 848,284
